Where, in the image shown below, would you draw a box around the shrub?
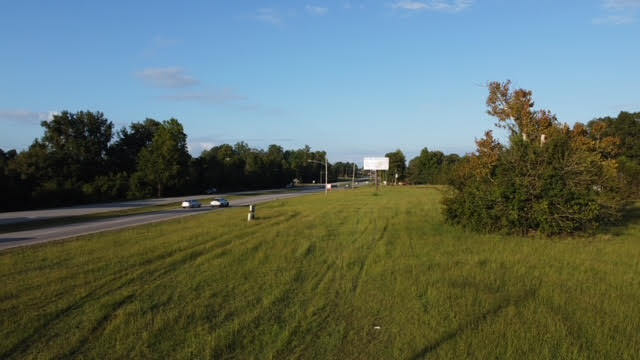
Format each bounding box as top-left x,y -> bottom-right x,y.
443,81 -> 628,236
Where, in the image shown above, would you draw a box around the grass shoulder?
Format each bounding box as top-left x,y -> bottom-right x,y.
1,186 -> 639,359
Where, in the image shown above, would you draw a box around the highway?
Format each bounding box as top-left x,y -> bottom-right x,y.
0,188 -> 317,226
0,188 -> 323,251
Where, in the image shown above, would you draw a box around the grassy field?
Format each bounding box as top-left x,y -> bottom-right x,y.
1,187 -> 639,359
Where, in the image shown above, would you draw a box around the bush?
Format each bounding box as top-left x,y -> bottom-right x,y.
443,81 -> 628,236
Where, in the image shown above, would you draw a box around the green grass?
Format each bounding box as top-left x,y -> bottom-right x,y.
1,187 -> 639,359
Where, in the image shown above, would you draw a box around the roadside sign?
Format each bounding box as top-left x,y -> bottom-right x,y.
363,157 -> 389,170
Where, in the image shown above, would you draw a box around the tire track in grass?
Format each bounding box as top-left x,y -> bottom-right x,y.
271,209 -> 385,357
409,288 -> 539,360
5,233 -> 243,360
3,197 -> 326,358
3,208 -> 299,345
209,267 -> 308,358
212,209 -> 353,357
2,246 -> 208,359
352,218 -> 389,296
59,293 -> 136,359
2,217 -> 281,358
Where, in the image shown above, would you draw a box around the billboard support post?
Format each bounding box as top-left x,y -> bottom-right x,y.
363,157 -> 389,192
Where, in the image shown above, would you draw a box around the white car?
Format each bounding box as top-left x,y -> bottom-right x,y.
181,200 -> 201,208
210,198 -> 229,207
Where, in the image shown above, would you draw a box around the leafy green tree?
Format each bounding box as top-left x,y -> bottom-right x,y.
385,149 -> 406,182
41,111 -> 113,183
587,111 -> 640,195
134,119 -> 190,197
407,149 -> 461,185
107,118 -> 161,175
333,162 -> 359,179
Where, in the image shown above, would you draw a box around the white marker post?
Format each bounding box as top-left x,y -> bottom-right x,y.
248,204 -> 256,221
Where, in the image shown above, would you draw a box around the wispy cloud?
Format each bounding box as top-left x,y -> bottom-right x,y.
157,89 -> 247,104
306,5 -> 329,15
0,110 -> 58,125
392,0 -> 473,13
157,89 -> 285,116
136,67 -> 199,88
592,14 -> 635,24
594,0 -> 640,24
604,0 -> 640,10
140,36 -> 180,57
254,8 -> 283,24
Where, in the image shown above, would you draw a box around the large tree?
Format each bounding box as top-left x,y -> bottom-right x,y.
385,149 -> 406,182
41,110 -> 113,183
587,111 -> 640,195
107,118 -> 161,175
135,119 -> 190,197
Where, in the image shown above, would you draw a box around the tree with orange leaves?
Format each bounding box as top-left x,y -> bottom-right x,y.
443,81 -> 627,235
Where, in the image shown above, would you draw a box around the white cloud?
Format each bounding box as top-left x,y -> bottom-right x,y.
592,14 -> 635,24
0,110 -> 58,125
187,141 -> 216,155
393,1 -> 428,10
306,5 -> 329,15
392,0 -> 473,12
255,8 -> 283,24
604,0 -> 640,9
594,0 -> 640,24
136,67 -> 199,88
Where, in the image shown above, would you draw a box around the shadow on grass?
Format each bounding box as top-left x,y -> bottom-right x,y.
409,288 -> 538,360
599,202 -> 640,236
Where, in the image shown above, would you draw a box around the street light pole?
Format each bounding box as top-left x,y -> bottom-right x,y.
308,158 -> 328,196
325,157 -> 328,196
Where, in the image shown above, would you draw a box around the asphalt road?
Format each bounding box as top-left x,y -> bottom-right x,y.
0,188 -> 314,226
0,189 -> 323,251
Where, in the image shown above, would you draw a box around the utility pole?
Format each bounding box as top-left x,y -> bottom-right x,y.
325,157 -> 328,196
308,158 -> 329,196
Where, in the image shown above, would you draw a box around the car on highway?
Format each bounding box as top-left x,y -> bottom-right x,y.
181,200 -> 202,208
210,198 -> 230,207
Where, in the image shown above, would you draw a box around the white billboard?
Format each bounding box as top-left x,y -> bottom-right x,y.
363,157 -> 389,170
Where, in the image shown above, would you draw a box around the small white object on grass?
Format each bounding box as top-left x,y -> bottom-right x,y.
373,326 -> 381,330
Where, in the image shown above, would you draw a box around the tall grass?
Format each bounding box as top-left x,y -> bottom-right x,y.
1,187 -> 639,359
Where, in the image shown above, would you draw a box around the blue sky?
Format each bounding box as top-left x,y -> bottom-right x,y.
1,0 -> 639,163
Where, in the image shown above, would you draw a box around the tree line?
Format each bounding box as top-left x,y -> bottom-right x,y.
382,149 -> 462,185
0,111 -> 357,211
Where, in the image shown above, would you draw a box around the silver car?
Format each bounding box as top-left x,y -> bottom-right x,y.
181,200 -> 202,208
210,198 -> 229,207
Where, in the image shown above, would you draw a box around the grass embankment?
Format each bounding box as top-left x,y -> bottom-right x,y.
1,187 -> 639,359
